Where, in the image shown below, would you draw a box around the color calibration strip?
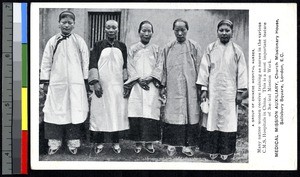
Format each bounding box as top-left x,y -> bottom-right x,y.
21,2 -> 28,174
2,2 -> 28,175
15,3 -> 28,174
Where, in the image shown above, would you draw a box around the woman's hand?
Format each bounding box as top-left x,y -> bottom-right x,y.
138,79 -> 150,90
94,82 -> 103,98
236,92 -> 243,105
43,83 -> 49,94
200,90 -> 208,102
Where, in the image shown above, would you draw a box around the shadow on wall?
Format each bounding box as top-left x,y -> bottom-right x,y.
205,10 -> 249,39
205,10 -> 249,66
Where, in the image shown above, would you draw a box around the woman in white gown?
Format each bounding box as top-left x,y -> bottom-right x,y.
124,21 -> 163,154
40,11 -> 89,155
196,20 -> 248,162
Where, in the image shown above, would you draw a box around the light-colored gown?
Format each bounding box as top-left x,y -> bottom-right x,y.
125,42 -> 161,120
40,33 -> 89,125
196,40 -> 248,133
161,39 -> 202,125
158,39 -> 202,146
196,39 -> 247,155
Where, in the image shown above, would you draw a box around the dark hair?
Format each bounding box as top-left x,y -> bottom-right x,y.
138,20 -> 154,33
217,19 -> 233,30
59,11 -> 75,22
173,18 -> 189,30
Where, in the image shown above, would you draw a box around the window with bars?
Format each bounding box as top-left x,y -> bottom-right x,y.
88,12 -> 121,49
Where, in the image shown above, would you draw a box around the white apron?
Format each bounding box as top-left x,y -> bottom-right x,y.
89,47 -> 129,132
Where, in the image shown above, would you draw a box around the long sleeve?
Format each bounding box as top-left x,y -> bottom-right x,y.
121,43 -> 128,81
121,43 -> 128,69
40,38 -> 54,83
194,44 -> 202,74
88,42 -> 100,84
158,46 -> 168,87
124,46 -> 140,85
237,50 -> 248,90
79,37 -> 90,80
196,48 -> 211,87
150,46 -> 164,83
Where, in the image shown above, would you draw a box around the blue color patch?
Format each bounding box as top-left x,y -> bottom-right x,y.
21,3 -> 27,43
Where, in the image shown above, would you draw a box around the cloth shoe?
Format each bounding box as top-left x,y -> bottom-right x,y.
67,139 -> 80,155
220,154 -> 233,162
145,143 -> 155,154
134,143 -> 142,154
68,147 -> 78,155
94,144 -> 104,154
112,143 -> 121,154
182,146 -> 194,157
48,147 -> 60,155
48,139 -> 61,155
167,146 -> 176,156
209,153 -> 219,160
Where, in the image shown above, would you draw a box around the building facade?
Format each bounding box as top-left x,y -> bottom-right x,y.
39,8 -> 249,66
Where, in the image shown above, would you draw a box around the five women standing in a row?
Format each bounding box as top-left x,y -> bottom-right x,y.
41,10 -> 248,162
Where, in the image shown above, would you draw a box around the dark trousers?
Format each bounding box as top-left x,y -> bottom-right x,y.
90,131 -> 120,144
44,122 -> 82,140
162,122 -> 200,147
129,117 -> 161,142
199,126 -> 237,155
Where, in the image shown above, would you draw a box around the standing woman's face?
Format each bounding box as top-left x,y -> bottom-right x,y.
59,16 -> 75,35
105,20 -> 118,39
139,23 -> 153,45
174,21 -> 187,43
217,24 -> 233,44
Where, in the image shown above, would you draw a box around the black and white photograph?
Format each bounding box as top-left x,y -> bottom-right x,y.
30,3 -> 296,170
37,5 -> 249,163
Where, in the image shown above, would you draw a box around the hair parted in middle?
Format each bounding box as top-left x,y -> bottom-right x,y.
172,18 -> 189,30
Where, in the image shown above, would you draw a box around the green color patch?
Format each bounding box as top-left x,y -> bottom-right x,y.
22,44 -> 27,87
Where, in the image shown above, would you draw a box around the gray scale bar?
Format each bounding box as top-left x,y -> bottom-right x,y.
2,2 -> 13,175
12,59 -> 21,174
12,2 -> 22,174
